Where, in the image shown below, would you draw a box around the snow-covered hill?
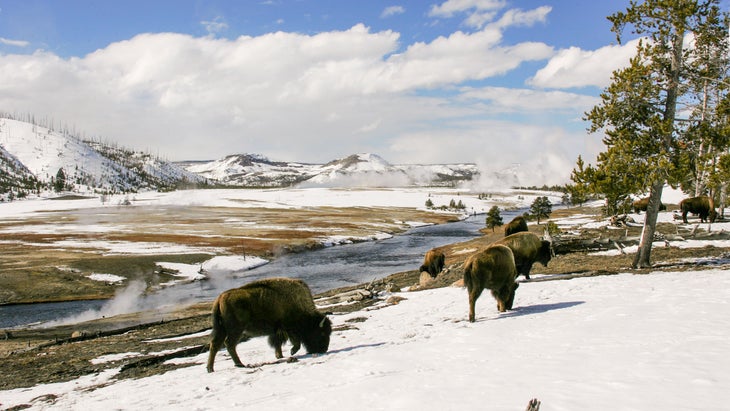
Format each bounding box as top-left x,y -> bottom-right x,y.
184,153 -> 480,188
0,118 -> 206,196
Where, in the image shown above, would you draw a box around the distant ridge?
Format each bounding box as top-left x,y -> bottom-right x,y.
182,152 -> 479,188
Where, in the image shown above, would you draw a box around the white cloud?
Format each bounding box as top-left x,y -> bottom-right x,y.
0,37 -> 30,47
201,17 -> 228,36
428,0 -> 506,18
459,86 -> 598,113
381,6 -> 405,18
529,38 -> 640,89
0,21 -> 588,183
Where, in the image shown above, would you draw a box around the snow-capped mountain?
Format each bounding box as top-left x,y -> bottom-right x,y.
182,154 -> 321,187
182,153 -> 479,188
0,117 -> 205,196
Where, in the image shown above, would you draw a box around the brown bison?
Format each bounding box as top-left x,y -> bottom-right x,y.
632,197 -> 666,214
679,195 -> 717,223
492,231 -> 552,280
206,277 -> 332,373
463,244 -> 519,322
419,249 -> 445,278
504,215 -> 528,236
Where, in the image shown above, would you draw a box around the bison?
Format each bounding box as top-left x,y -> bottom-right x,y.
632,197 -> 666,214
463,244 -> 519,322
492,231 -> 552,280
206,277 -> 332,373
679,195 -> 717,223
504,215 -> 528,236
419,249 -> 445,278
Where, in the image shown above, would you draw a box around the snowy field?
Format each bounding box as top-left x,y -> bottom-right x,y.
3,269 -> 729,410
2,186 -> 730,409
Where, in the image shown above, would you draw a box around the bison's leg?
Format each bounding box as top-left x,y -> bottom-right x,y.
207,330 -> 226,373
268,328 -> 288,359
289,334 -> 302,356
468,287 -> 483,322
682,210 -> 689,223
223,326 -> 245,367
491,289 -> 507,312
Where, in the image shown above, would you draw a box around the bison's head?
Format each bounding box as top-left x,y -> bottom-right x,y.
302,314 -> 332,354
504,282 -> 519,310
539,240 -> 553,266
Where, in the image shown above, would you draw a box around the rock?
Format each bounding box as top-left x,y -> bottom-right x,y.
386,296 -> 407,305
419,271 -> 434,287
451,278 -> 464,287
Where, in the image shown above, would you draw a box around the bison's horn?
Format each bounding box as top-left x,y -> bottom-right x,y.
319,317 -> 327,328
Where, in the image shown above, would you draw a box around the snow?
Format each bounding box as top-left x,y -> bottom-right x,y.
2,185 -> 730,409
86,273 -> 126,284
3,270 -> 729,410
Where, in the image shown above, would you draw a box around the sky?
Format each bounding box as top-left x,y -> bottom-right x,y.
0,0 -> 698,184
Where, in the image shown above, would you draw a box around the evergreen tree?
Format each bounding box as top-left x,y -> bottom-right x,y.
54,168 -> 66,192
485,206 -> 503,232
579,0 -> 728,268
529,196 -> 552,224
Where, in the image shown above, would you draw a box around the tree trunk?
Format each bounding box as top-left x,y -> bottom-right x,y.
633,180 -> 664,268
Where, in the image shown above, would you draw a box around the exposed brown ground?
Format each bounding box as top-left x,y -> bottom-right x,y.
2,203 -> 729,396
0,205 -> 458,304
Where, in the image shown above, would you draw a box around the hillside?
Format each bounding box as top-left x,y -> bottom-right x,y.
0,117 -> 206,198
184,153 -> 479,187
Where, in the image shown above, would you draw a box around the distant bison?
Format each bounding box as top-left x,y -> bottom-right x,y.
419,249 -> 445,278
504,215 -> 528,236
462,244 -> 519,322
679,195 -> 717,223
207,277 -> 332,373
493,231 -> 552,280
632,197 -> 666,214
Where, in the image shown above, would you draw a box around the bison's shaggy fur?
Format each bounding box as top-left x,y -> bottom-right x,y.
419,249 -> 445,278
462,245 -> 519,322
492,231 -> 552,280
632,197 -> 666,214
504,215 -> 528,236
680,195 -> 717,223
206,277 -> 332,372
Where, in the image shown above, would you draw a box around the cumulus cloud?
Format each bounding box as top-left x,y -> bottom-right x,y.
381,6 -> 405,18
459,86 -> 598,113
528,38 -> 640,89
0,15 -> 594,183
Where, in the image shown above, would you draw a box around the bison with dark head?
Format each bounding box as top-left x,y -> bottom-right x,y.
492,231 -> 552,280
679,195 -> 717,223
207,277 -> 332,372
462,244 -> 519,322
632,197 -> 666,214
504,215 -> 528,236
419,249 -> 445,278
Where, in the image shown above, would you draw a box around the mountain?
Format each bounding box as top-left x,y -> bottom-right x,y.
0,117 -> 206,198
182,154 -> 320,187
182,153 -> 479,188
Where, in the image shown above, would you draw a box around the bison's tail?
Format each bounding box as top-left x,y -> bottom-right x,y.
210,298 -> 225,342
462,260 -> 475,291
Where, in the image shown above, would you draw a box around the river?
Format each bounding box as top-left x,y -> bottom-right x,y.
0,211 -> 520,329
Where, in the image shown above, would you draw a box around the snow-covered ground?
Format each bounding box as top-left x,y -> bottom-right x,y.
3,269 -> 728,410
2,185 -> 730,409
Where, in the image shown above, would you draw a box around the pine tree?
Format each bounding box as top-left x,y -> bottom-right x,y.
529,196 -> 552,224
580,0 -> 728,268
54,168 -> 66,192
485,206 -> 503,232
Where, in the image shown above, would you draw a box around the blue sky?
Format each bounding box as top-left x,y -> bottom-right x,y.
0,0 -> 685,185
